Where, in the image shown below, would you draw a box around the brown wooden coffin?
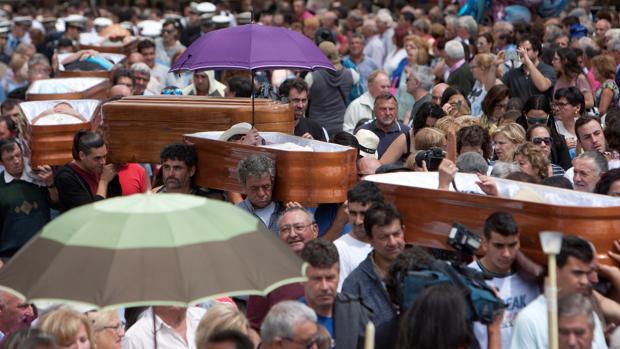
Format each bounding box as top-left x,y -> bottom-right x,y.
184,132 -> 357,204
57,53 -> 126,79
19,100 -> 100,166
364,172 -> 620,266
79,38 -> 138,55
26,78 -> 109,101
102,97 -> 294,163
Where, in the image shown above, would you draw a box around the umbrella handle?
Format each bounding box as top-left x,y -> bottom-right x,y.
153,309 -> 158,349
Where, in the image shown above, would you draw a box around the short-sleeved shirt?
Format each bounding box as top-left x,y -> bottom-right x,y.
359,120 -> 410,158
595,79 -> 620,110
502,62 -> 557,102
555,73 -> 592,97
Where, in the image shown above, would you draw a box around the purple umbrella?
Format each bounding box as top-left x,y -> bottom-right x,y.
170,24 -> 335,72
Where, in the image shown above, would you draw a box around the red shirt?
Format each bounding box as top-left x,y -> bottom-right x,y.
118,163 -> 147,196
68,162 -> 99,197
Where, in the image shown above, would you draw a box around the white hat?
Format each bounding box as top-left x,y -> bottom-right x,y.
0,19 -> 10,35
94,17 -> 113,28
193,2 -> 216,14
219,122 -> 253,141
354,129 -> 379,159
212,14 -> 231,27
64,14 -> 86,29
138,20 -> 162,37
13,16 -> 33,26
236,12 -> 252,25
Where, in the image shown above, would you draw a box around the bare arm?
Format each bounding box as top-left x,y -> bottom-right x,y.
320,203 -> 349,242
379,133 -> 408,165
598,87 -> 614,115
584,90 -> 595,110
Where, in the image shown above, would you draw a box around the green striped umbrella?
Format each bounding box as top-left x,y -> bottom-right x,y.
0,193 -> 306,310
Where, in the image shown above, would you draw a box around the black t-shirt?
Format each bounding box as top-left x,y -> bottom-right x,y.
502,62 -> 557,103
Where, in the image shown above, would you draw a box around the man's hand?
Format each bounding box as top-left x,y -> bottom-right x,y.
438,159 -> 457,190
285,201 -> 303,209
608,239 -> 620,265
240,129 -> 264,146
35,165 -> 54,187
517,47 -> 533,67
493,50 -> 505,67
100,164 -> 118,184
301,132 -> 314,140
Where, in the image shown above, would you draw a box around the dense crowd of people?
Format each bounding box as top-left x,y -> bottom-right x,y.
1,0 -> 620,348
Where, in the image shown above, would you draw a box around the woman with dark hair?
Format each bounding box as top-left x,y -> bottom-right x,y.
396,283 -> 501,349
440,86 -> 471,117
551,47 -> 594,110
475,32 -> 494,55
519,94 -> 572,170
458,125 -> 492,161
594,168 -> 620,196
480,85 -> 510,131
592,54 -> 620,116
526,125 -> 566,176
411,102 -> 447,134
553,87 -> 586,157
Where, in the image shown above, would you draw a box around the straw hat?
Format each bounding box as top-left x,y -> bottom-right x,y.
318,41 -> 342,71
355,129 -> 379,159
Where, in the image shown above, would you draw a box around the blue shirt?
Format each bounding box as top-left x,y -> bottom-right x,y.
342,56 -> 379,102
360,120 -> 410,158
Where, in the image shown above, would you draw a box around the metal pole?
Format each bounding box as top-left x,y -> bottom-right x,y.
547,255 -> 559,349
251,69 -> 255,126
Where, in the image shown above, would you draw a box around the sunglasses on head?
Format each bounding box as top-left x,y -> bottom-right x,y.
532,137 -> 552,145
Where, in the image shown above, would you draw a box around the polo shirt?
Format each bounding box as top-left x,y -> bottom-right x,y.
502,62 -> 557,103
359,120 -> 410,158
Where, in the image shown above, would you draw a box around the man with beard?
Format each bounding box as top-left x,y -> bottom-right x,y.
154,144 -> 222,199
300,239 -> 372,348
247,207 -> 317,330
279,78 -> 328,141
333,181 -> 384,291
342,202 -> 405,349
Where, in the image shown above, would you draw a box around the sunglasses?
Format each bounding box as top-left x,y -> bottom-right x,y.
526,116 -> 549,125
532,137 -> 552,145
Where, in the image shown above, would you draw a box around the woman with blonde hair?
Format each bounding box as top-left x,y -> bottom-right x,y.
85,310 -> 125,349
414,127 -> 446,151
468,53 -> 503,117
513,142 -> 552,182
492,123 -> 526,162
391,34 -> 430,121
2,53 -> 29,95
591,54 -> 619,115
195,303 -> 259,349
37,306 -> 94,349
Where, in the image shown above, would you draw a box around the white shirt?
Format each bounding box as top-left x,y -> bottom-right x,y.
509,294 -> 608,349
468,260 -> 540,349
343,91 -> 375,134
383,47 -> 406,78
122,307 -> 206,349
364,35 -> 386,68
334,233 -> 372,291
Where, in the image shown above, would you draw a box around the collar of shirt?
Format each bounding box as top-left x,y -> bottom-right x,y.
371,120 -> 402,134
448,59 -> 465,73
4,166 -> 35,185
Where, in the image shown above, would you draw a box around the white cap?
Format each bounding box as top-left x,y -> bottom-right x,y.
354,129 -> 379,159
64,14 -> 87,29
219,122 -> 253,141
193,2 -> 216,14
138,20 -> 162,37
13,16 -> 33,26
94,17 -> 113,28
212,14 -> 232,27
236,12 -> 252,25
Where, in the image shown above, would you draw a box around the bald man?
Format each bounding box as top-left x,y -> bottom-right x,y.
431,83 -> 449,105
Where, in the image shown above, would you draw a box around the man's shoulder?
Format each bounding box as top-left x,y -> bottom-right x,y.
515,294 -> 546,322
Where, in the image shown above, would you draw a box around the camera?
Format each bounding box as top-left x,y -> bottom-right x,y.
448,223 -> 482,256
415,147 -> 445,171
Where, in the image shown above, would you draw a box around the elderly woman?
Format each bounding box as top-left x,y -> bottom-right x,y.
195,303 -> 259,349
85,311 -> 125,349
37,306 -> 94,349
492,123 -> 526,162
513,142 -> 552,182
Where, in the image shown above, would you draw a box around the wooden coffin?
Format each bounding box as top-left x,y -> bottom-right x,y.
79,37 -> 138,55
57,53 -> 126,79
19,100 -> 100,166
185,132 -> 357,204
26,78 -> 109,101
364,172 -> 620,265
102,97 -> 294,163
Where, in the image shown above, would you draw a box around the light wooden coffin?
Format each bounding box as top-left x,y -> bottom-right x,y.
102,97 -> 294,163
185,132 -> 357,204
79,37 -> 138,55
26,78 -> 109,101
364,172 -> 620,265
57,53 -> 126,79
19,100 -> 100,166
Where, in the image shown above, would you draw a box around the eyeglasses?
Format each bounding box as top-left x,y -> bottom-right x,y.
526,116 -> 549,125
101,321 -> 126,334
279,223 -> 313,235
553,101 -> 570,109
283,335 -> 321,349
532,137 -> 552,145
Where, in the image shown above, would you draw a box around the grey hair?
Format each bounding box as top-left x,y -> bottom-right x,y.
237,154 -> 276,185
260,301 -> 317,343
411,65 -> 434,91
457,152 -> 489,174
362,19 -> 378,34
277,206 -> 315,228
605,29 -> 620,42
375,10 -> 393,26
412,18 -> 430,34
558,293 -> 595,329
457,16 -> 477,38
28,53 -> 50,69
445,40 -> 465,61
576,151 -> 608,175
545,25 -> 564,44
608,38 -> 620,53
130,62 -> 151,75
444,15 -> 458,29
490,161 -> 520,178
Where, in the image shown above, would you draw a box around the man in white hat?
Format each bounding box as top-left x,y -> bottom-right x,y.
4,16 -> 31,57
0,20 -> 10,64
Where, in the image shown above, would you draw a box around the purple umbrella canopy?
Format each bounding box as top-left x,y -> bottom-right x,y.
170,24 -> 335,72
